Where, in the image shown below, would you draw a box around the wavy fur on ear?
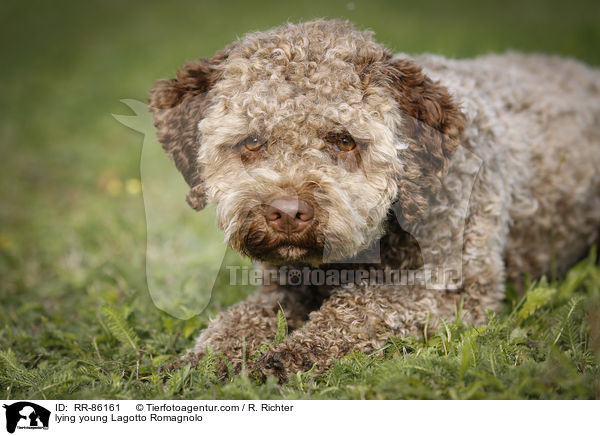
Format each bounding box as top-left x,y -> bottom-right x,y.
380,57 -> 466,221
148,52 -> 227,210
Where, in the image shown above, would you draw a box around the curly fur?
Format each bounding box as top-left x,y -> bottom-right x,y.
149,19 -> 600,381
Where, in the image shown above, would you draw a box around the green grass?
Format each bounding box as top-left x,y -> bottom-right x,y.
1,251 -> 599,399
1,0 -> 599,399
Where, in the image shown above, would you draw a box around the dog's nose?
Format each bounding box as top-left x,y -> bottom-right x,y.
266,197 -> 314,233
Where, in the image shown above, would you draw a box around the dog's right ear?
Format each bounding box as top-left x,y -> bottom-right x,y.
148,51 -> 226,210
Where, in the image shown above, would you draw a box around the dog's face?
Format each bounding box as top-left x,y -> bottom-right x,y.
150,20 -> 465,265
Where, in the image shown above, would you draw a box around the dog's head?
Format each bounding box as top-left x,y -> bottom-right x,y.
149,19 -> 465,265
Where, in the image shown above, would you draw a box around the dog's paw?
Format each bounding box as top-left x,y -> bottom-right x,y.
256,344 -> 316,383
165,348 -> 233,382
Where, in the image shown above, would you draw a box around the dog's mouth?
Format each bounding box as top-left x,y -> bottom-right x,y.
238,225 -> 324,265
244,238 -> 324,265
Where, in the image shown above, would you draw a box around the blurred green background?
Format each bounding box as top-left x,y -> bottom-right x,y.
0,0 -> 599,398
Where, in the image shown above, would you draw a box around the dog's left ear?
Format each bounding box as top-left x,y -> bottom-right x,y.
377,57 -> 466,222
149,50 -> 228,210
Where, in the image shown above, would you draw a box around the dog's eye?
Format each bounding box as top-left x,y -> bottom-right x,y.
240,136 -> 264,151
328,134 -> 356,152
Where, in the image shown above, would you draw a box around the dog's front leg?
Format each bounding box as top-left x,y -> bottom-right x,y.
180,284 -> 317,376
257,283 -> 458,382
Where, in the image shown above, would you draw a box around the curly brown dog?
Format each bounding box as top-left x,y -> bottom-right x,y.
149,19 -> 600,381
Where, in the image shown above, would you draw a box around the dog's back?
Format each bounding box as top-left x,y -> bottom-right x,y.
419,53 -> 600,283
